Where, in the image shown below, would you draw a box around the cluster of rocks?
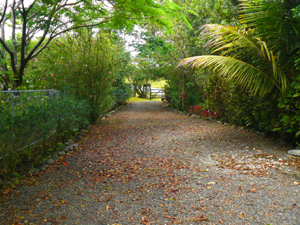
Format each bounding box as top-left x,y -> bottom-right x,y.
26,140 -> 78,177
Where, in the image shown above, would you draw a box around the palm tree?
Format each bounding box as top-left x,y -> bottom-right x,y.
179,0 -> 300,97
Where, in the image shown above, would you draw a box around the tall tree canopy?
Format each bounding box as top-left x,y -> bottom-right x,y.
0,0 -> 186,89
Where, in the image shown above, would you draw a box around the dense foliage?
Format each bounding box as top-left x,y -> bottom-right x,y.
0,27 -> 132,174
0,90 -> 90,173
27,29 -> 130,123
132,0 -> 238,110
130,0 -> 300,145
177,0 -> 300,144
0,0 -> 186,89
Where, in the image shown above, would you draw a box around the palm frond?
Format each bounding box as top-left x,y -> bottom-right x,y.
179,55 -> 282,96
202,24 -> 278,65
239,0 -> 300,60
182,22 -> 288,96
202,24 -> 261,55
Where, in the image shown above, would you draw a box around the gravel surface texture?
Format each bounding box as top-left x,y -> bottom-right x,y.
1,101 -> 300,225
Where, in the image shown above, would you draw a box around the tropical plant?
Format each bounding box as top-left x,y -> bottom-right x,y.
179,0 -> 300,97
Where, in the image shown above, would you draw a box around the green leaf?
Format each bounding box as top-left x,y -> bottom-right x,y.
187,10 -> 199,17
180,11 -> 193,30
42,0 -> 55,4
278,103 -> 286,108
293,93 -> 300,97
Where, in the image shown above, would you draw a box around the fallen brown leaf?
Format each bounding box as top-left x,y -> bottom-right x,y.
239,212 -> 244,219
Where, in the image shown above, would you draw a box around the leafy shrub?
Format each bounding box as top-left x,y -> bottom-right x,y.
112,77 -> 131,106
28,29 -> 122,123
203,74 -> 279,128
202,73 -> 300,143
271,71 -> 300,142
165,71 -> 205,111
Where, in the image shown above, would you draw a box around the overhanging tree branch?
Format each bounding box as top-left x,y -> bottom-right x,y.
0,0 -> 8,24
30,19 -> 111,59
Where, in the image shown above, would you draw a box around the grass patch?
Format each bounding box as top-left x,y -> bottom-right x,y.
127,97 -> 162,103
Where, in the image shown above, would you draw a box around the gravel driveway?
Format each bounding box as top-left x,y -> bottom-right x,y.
1,101 -> 300,225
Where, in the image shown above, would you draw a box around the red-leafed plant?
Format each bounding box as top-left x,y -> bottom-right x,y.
190,104 -> 219,119
179,92 -> 187,99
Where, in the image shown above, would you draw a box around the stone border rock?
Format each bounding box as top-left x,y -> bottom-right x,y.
26,142 -> 79,177
287,150 -> 300,157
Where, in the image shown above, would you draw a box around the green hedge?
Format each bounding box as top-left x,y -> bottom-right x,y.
0,90 -> 90,174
